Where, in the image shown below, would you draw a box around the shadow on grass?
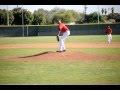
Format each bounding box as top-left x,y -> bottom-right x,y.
19,51 -> 55,58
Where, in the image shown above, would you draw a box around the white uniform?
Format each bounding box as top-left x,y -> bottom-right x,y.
105,26 -> 112,44
59,30 -> 70,51
107,34 -> 112,44
57,20 -> 70,52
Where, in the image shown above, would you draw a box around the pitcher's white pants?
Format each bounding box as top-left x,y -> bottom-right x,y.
107,34 -> 112,43
59,30 -> 70,51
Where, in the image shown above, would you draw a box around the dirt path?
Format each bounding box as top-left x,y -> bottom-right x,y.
0,42 -> 120,49
8,51 -> 120,62
2,42 -> 120,62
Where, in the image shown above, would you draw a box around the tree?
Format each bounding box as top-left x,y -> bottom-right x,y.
8,10 -> 14,25
67,10 -> 81,21
33,7 -> 81,25
0,9 -> 14,25
86,12 -> 104,23
101,8 -> 104,15
0,9 -> 7,25
32,13 -> 46,25
52,9 -> 81,24
12,8 -> 22,25
116,14 -> 120,22
105,9 -> 107,15
52,10 -> 73,24
33,8 -> 52,25
45,12 -> 53,25
12,8 -> 33,25
107,13 -> 120,22
51,7 -> 65,13
23,10 -> 33,25
63,11 -> 73,23
52,14 -> 60,24
101,8 -> 107,15
111,7 -> 114,14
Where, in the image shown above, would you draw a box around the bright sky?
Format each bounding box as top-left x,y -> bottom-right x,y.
0,5 -> 120,14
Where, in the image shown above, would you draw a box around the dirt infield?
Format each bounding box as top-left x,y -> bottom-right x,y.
2,42 -> 120,62
8,51 -> 120,62
0,42 -> 120,49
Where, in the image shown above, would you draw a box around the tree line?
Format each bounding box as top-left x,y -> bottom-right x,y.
0,7 -> 120,25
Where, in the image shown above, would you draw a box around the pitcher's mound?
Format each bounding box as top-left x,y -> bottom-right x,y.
9,51 -> 120,62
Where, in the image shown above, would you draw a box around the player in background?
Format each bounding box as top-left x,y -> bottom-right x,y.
57,20 -> 70,52
105,26 -> 112,44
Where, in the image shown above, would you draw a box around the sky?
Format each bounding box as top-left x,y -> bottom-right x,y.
0,5 -> 120,14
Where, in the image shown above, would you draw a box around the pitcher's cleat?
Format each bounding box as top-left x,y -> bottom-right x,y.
56,50 -> 62,53
63,50 -> 66,52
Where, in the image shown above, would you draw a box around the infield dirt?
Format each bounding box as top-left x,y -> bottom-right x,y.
2,42 -> 120,62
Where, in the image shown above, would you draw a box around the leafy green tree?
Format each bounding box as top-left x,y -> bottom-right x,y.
33,8 -> 50,25
111,7 -> 114,14
107,13 -> 120,22
9,10 -> 14,25
52,10 -> 78,24
0,9 -> 7,25
86,12 -> 104,23
49,7 -> 66,24
23,10 -> 33,25
45,12 -> 53,25
0,9 -> 14,25
62,11 -> 73,23
32,13 -> 46,25
12,8 -> 33,25
33,7 -> 81,25
12,8 -> 23,25
52,14 -> 62,24
116,14 -> 120,22
67,10 -> 81,21
101,8 -> 104,15
50,7 -> 66,14
105,9 -> 107,15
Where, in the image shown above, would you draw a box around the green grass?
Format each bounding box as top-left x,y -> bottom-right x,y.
70,48 -> 120,55
0,36 -> 57,44
0,35 -> 120,44
67,35 -> 120,43
0,60 -> 120,85
0,35 -> 120,84
0,48 -> 120,58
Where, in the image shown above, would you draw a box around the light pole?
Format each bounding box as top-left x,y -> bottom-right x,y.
84,5 -> 87,23
7,5 -> 9,26
98,5 -> 99,31
22,5 -> 24,37
98,5 -> 99,24
108,8 -> 110,15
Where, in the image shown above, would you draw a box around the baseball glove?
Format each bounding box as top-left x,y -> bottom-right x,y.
56,35 -> 59,42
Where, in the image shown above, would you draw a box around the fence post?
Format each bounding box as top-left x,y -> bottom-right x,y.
27,25 -> 28,36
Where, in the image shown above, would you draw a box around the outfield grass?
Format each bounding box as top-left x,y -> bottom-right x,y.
0,60 -> 120,85
0,35 -> 120,85
0,35 -> 120,44
0,48 -> 120,58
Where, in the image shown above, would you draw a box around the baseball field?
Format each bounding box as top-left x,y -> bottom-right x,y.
0,35 -> 120,85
